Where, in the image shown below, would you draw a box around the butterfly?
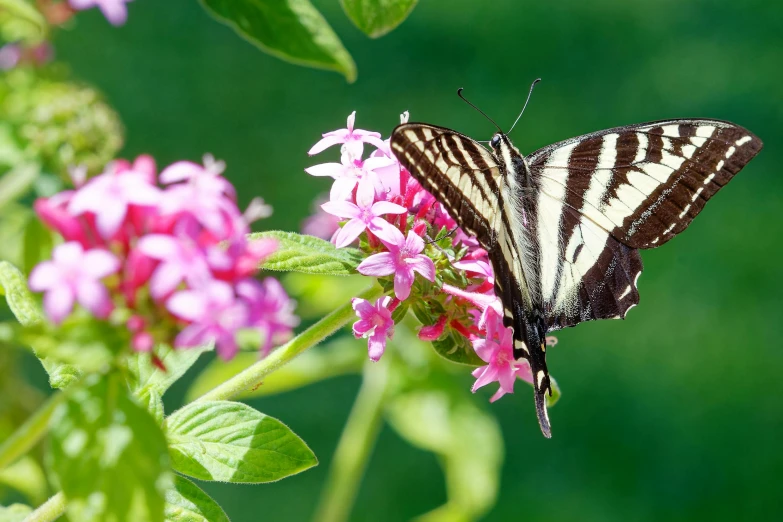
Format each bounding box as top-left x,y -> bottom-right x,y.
389,86 -> 763,437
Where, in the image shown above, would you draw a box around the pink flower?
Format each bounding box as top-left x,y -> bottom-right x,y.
29,242 -> 120,323
357,229 -> 435,300
306,155 -> 395,202
470,308 -> 520,402
158,159 -> 239,237
418,315 -> 447,341
308,111 -> 385,157
68,168 -> 161,239
321,181 -> 405,247
135,234 -> 212,299
352,296 -> 394,361
68,0 -> 133,26
237,278 -> 299,355
167,281 -> 249,360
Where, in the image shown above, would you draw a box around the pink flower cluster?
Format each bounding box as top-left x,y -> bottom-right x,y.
305,112 -> 552,401
29,155 -> 298,359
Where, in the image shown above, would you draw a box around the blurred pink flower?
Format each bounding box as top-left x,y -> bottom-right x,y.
167,281 -> 249,360
136,234 -> 212,299
357,228 -> 435,300
302,196 -> 341,240
308,111 -> 385,157
68,0 -> 133,26
321,181 -> 405,247
159,159 -> 239,237
68,168 -> 161,239
352,296 -> 394,361
237,278 -> 299,355
29,242 -> 119,323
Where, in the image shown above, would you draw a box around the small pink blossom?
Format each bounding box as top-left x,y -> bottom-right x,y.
308,111 -> 386,157
167,281 -> 249,360
418,315 -> 447,341
321,181 -> 405,247
470,308 -> 524,402
357,228 -> 435,300
68,168 -> 161,239
135,234 -> 212,299
306,155 -> 395,202
158,159 -> 239,237
68,0 -> 133,26
352,296 -> 395,361
29,242 -> 120,323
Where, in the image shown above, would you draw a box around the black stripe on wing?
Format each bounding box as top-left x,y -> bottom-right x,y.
527,119 -> 763,250
390,123 -> 502,250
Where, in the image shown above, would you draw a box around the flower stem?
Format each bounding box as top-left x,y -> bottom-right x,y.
194,284 -> 384,403
313,359 -> 390,522
0,385 -> 68,471
25,492 -> 66,522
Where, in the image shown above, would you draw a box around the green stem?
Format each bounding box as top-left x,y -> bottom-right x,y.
25,492 -> 66,522
313,359 -> 390,522
0,387 -> 68,471
194,284 -> 384,402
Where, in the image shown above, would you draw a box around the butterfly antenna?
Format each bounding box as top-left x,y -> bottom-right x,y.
457,88 -> 503,133
508,78 -> 541,135
425,227 -> 458,245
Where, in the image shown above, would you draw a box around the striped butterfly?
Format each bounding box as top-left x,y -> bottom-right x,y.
390,84 -> 763,437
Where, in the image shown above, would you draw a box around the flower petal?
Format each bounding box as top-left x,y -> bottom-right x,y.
333,218 -> 366,248
321,200 -> 360,219
367,331 -> 387,362
370,201 -> 406,215
407,255 -> 435,282
82,249 -> 121,278
76,279 -> 112,318
44,285 -> 74,324
357,252 -> 396,277
305,162 -> 345,178
393,267 -> 414,300
308,136 -> 345,156
29,261 -> 60,291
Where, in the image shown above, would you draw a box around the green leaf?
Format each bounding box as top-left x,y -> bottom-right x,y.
167,401 -> 317,483
200,0 -> 357,82
0,260 -> 43,326
252,231 -> 364,275
340,0 -> 418,38
48,373 -> 172,522
431,332 -> 483,366
164,475 -> 230,522
129,344 -> 212,405
386,389 -> 502,521
0,456 -> 47,505
185,337 -> 363,401
0,504 -> 32,522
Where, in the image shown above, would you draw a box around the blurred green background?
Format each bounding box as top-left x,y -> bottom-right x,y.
39,0 -> 783,520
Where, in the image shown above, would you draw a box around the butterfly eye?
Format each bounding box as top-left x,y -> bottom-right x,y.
490,135 -> 501,148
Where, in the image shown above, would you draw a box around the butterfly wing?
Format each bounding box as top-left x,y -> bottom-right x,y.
390,123 -> 503,249
527,119 -> 762,329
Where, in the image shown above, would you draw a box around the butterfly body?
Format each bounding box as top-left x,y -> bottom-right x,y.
391,118 -> 762,438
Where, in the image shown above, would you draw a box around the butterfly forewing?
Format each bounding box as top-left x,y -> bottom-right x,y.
528,119 -> 763,249
390,124 -> 503,249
